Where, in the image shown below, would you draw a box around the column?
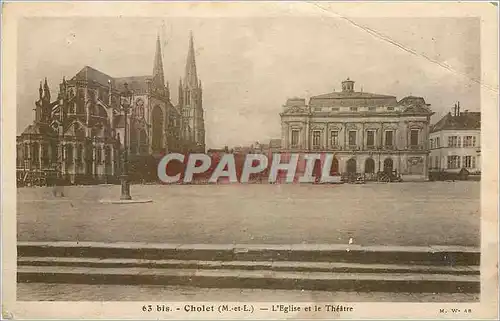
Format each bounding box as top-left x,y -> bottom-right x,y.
423,154 -> 429,180
73,143 -> 78,175
305,119 -> 310,151
361,122 -> 365,150
92,142 -> 97,177
111,145 -> 115,176
283,122 -> 289,150
60,142 -> 66,175
38,142 -> 42,169
325,123 -> 329,150
343,123 -> 347,148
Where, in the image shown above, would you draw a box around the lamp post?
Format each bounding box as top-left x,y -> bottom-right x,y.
120,82 -> 133,200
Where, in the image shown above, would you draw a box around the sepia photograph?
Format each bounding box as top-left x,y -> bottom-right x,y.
1,1 -> 498,319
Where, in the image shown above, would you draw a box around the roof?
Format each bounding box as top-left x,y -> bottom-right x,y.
71,66 -> 152,94
269,139 -> 282,148
431,112 -> 481,132
115,76 -> 151,93
20,123 -> 57,136
72,66 -> 114,87
311,91 -> 396,99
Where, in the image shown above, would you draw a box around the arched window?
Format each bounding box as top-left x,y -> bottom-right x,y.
329,157 -> 339,175
104,146 -> 111,165
65,145 -> 73,164
32,142 -> 40,164
383,158 -> 394,173
77,145 -> 83,163
365,158 -> 375,173
151,106 -> 164,152
346,158 -> 357,174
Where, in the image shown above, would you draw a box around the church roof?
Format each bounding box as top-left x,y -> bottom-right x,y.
72,66 -> 114,87
431,112 -> 481,133
21,123 -> 57,136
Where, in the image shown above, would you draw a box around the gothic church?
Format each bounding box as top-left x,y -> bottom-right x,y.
16,33 -> 206,185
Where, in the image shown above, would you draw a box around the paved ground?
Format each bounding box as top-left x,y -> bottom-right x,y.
17,182 -> 480,246
17,283 -> 479,302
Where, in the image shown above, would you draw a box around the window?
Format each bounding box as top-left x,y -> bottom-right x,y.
463,156 -> 476,168
463,136 -> 475,147
350,107 -> 358,112
24,144 -> 29,160
448,136 -> 459,147
42,144 -> 49,165
32,143 -> 39,164
314,107 -> 321,112
331,107 -> 339,111
96,147 -> 102,164
385,130 -> 394,146
436,137 -> 440,148
348,130 -> 357,146
66,145 -> 73,164
447,155 -> 461,169
366,130 -> 375,146
387,107 -> 394,111
330,131 -> 339,146
410,129 -> 419,146
291,130 -> 299,147
312,131 -> 321,147
434,156 -> 439,168
368,107 -> 376,111
51,142 -> 58,162
77,145 -> 83,163
105,146 -> 111,165
430,139 -> 434,149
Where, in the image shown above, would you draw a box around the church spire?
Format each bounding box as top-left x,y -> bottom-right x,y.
43,77 -> 51,102
184,31 -> 198,89
152,33 -> 165,88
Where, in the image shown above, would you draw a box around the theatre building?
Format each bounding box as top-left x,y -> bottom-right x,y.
279,79 -> 433,180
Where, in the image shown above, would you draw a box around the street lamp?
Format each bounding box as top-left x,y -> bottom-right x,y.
120,82 -> 133,200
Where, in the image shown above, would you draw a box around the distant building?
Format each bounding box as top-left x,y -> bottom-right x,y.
16,33 -> 205,186
279,78 -> 434,180
268,139 -> 282,153
429,106 -> 481,173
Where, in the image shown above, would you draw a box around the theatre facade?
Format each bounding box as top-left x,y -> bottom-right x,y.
280,79 -> 433,180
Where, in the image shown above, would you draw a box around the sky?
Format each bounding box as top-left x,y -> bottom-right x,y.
17,17 -> 480,149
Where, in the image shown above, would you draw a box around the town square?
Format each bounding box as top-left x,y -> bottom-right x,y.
8,9 -> 490,309
18,182 -> 479,247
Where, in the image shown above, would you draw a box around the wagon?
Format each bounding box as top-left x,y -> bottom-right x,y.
377,170 -> 403,183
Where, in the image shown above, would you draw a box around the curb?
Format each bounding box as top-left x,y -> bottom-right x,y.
17,266 -> 480,294
17,242 -> 480,266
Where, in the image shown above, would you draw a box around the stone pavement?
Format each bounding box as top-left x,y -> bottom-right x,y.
17,283 -> 479,302
17,182 -> 480,246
